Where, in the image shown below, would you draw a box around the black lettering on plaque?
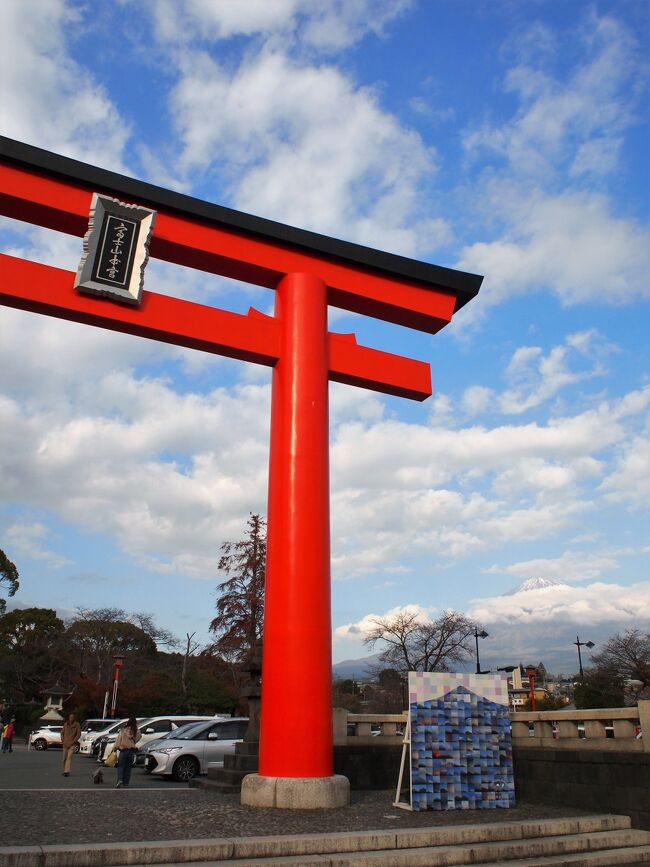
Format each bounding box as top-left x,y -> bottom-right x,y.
91,213 -> 140,289
75,193 -> 156,305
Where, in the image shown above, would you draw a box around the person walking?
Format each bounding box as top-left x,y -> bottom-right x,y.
61,713 -> 81,776
114,717 -> 140,788
2,719 -> 15,752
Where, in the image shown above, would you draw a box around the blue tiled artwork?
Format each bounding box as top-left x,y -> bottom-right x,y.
408,672 -> 515,812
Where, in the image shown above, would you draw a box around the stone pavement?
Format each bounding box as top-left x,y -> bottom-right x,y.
0,788 -> 598,848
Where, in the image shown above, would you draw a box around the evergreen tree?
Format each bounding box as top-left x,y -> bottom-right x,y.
0,549 -> 19,615
209,514 -> 266,663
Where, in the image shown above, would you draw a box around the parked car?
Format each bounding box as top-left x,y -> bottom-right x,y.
29,724 -> 64,751
81,718 -> 113,733
94,717 -> 148,762
99,715 -> 218,764
78,718 -> 114,751
146,717 -> 248,782
79,718 -> 129,756
135,720 -> 208,768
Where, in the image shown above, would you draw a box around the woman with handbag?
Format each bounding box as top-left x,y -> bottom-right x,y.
114,717 -> 141,788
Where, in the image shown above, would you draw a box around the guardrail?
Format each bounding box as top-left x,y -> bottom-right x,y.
333,710 -> 407,746
511,701 -> 649,752
334,700 -> 649,752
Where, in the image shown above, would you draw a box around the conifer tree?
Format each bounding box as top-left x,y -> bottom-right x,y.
209,514 -> 266,663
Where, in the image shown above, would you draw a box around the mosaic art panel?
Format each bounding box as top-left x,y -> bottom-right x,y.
408,672 -> 515,812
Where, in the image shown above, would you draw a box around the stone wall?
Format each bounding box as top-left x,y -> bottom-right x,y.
334,744 -> 403,790
513,747 -> 650,830
334,742 -> 650,830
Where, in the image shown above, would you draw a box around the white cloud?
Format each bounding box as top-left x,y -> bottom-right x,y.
150,0 -> 300,42
458,189 -> 650,310
298,0 -> 412,50
599,436 -> 650,506
496,331 -> 610,414
330,390 -> 640,493
334,603 -> 435,642
148,0 -> 411,50
461,385 -> 494,416
484,549 -> 622,583
469,580 -> 650,626
0,318 -> 272,577
491,457 -> 603,497
456,14 -> 650,312
464,14 -> 639,181
2,281 -> 646,582
167,49 -> 446,256
0,0 -> 130,169
2,521 -> 72,569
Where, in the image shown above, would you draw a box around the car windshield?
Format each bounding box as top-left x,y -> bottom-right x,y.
170,721 -> 206,738
82,720 -> 112,732
174,721 -> 213,740
146,721 -> 206,745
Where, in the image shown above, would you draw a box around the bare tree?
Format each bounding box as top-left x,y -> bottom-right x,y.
590,628 -> 650,689
363,609 -> 479,673
181,631 -> 201,703
132,612 -> 179,649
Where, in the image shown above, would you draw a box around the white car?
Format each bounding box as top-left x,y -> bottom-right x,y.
29,725 -> 64,751
147,717 -> 248,781
79,718 -> 128,756
100,715 -> 218,764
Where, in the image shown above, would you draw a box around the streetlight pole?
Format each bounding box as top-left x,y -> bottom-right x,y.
474,627 -> 489,675
110,654 -> 125,718
573,635 -> 595,677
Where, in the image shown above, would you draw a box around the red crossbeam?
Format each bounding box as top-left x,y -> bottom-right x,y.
0,253 -> 431,401
0,162 -> 456,334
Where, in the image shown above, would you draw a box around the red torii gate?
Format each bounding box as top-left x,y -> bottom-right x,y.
0,137 -> 481,807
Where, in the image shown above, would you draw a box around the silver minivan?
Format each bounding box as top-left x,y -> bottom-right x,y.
147,717 -> 248,781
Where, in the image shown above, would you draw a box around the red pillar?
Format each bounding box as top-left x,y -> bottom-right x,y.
259,271 -> 332,778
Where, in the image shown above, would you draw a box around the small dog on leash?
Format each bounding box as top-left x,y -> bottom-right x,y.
93,768 -> 104,784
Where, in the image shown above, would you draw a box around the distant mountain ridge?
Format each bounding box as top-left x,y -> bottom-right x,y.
332,652 -> 383,680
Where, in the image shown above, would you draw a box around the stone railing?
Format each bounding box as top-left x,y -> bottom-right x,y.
511,701 -> 649,752
334,701 -> 649,752
333,709 -> 407,746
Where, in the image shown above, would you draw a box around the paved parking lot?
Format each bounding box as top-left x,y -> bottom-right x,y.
0,742 -> 188,790
0,744 -> 598,850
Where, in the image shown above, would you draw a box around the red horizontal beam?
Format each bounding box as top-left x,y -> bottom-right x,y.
328,333 -> 430,401
0,253 -> 279,365
0,162 -> 456,334
0,254 -> 431,401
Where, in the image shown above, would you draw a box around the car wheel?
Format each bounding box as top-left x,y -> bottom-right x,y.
171,755 -> 199,782
33,738 -> 48,751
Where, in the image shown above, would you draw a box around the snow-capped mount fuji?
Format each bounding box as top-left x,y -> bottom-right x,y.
505,577 -> 569,595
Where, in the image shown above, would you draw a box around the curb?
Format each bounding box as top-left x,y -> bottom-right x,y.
0,815 -> 633,867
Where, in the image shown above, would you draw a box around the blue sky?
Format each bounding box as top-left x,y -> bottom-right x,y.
0,0 -> 648,675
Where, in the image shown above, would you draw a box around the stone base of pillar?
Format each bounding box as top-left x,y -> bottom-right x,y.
240,773 -> 350,809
